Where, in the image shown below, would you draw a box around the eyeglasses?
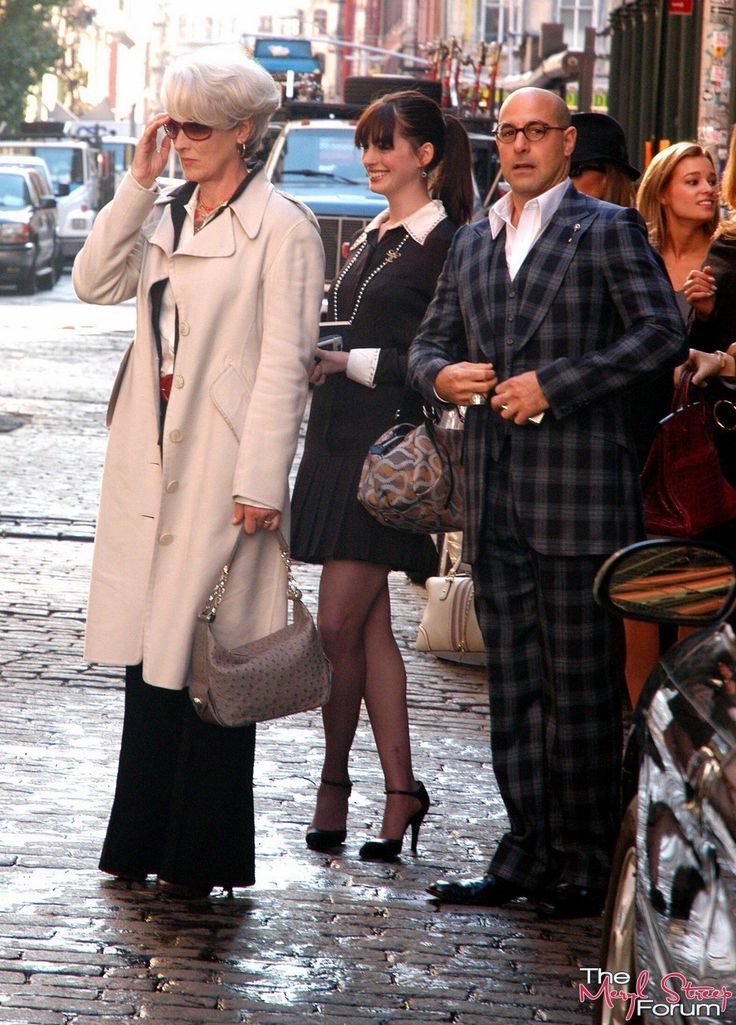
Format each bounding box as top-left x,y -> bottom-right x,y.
493,121 -> 567,144
163,119 -> 213,142
570,161 -> 608,178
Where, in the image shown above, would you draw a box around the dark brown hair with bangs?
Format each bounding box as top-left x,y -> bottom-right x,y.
354,91 -> 473,225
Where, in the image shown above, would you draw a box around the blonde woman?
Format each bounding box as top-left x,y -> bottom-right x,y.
636,142 -> 719,318
625,143 -> 722,706
685,126 -> 736,381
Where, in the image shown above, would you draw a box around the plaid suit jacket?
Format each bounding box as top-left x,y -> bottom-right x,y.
408,184 -> 688,561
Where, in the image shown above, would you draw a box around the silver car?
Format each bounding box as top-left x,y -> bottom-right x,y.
593,539 -> 736,1025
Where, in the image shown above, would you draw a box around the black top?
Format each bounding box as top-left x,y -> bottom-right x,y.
317,217 -> 457,452
688,232 -> 736,352
290,214 -> 457,570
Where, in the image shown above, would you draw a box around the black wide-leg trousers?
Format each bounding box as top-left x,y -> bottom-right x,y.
99,664 -> 256,889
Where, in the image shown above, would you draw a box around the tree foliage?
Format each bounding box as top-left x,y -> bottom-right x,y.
0,0 -> 63,134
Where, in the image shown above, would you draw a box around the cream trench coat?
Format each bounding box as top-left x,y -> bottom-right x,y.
73,170 -> 325,690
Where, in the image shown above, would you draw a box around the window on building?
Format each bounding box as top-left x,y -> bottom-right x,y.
481,0 -> 504,41
557,0 -> 595,49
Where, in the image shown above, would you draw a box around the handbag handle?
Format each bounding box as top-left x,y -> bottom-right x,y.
198,529 -> 300,624
672,369 -> 698,413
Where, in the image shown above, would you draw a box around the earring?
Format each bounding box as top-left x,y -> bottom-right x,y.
420,168 -> 428,179
237,141 -> 247,159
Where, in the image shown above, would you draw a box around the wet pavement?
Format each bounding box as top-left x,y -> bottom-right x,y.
0,278 -> 601,1024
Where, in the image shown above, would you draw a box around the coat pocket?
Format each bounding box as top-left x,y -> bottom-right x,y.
106,342 -> 133,428
209,361 -> 254,442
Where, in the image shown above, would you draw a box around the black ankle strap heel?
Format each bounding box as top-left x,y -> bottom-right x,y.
305,778 -> 353,852
359,781 -> 431,861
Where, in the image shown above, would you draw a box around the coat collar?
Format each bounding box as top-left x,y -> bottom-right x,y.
144,165 -> 275,256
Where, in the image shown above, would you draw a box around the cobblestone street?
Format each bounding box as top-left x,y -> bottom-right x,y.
0,278 -> 600,1025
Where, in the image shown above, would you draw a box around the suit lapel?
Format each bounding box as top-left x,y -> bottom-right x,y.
513,186 -> 597,351
461,221 -> 505,362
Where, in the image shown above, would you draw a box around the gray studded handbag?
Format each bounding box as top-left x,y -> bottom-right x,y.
189,531 -> 332,727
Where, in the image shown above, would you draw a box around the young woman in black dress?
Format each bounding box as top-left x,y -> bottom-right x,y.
290,91 -> 473,860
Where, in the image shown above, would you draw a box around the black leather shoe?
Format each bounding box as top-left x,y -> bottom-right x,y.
427,873 -> 535,907
537,881 -> 605,919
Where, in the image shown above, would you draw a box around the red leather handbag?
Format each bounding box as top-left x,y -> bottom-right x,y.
641,371 -> 736,537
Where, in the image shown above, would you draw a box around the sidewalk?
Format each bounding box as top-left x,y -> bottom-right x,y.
0,286 -> 600,1025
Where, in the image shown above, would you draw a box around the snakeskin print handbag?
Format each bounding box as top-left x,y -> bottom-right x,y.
189,532 -> 331,727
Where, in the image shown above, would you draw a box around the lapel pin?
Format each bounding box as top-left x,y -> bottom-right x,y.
567,223 -> 582,243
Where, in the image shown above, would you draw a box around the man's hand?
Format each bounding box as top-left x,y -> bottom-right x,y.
434,362 -> 497,404
492,371 -> 549,424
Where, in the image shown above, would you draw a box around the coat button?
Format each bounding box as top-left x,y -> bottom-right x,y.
166,480 -> 179,493
173,374 -> 184,389
159,533 -> 174,545
506,338 -> 514,345
179,322 -> 190,336
169,429 -> 183,443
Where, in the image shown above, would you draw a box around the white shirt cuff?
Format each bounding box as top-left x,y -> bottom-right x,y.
346,348 -> 380,388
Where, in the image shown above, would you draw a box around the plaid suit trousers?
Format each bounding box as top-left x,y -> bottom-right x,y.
472,457 -> 624,892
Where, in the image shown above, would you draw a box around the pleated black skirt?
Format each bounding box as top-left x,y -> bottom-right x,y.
99,664 -> 256,889
291,431 -> 438,575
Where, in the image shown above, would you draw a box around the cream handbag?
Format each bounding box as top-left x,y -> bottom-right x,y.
415,557 -> 485,658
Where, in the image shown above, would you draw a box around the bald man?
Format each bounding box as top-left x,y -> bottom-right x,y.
409,88 -> 687,917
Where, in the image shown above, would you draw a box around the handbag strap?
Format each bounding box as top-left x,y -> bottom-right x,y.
198,529 -> 300,624
672,369 -> 697,413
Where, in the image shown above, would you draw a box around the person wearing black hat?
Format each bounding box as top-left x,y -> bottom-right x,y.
570,112 -> 640,206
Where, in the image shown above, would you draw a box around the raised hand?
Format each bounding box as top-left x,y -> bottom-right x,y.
130,114 -> 172,189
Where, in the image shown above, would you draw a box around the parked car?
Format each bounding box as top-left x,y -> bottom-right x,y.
0,156 -> 63,281
593,539 -> 736,1025
264,117 -> 386,287
0,127 -> 115,260
0,167 -> 59,293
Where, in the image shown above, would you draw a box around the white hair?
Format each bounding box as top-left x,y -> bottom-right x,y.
161,46 -> 280,159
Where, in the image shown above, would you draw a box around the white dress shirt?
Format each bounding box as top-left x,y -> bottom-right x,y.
489,178 -> 570,280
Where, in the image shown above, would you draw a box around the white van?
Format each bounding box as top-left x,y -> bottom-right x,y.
0,137 -> 113,259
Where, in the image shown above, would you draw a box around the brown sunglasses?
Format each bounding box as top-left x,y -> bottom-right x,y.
163,119 -> 213,141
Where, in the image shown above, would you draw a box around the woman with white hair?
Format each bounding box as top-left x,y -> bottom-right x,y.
73,47 -> 324,898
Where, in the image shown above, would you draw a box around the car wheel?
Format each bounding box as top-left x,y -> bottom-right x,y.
38,262 -> 55,290
52,246 -> 64,284
17,253 -> 38,295
594,798 -> 643,1024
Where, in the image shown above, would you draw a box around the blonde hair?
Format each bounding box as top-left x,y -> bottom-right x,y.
636,142 -> 719,251
716,126 -> 736,239
161,46 -> 279,159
